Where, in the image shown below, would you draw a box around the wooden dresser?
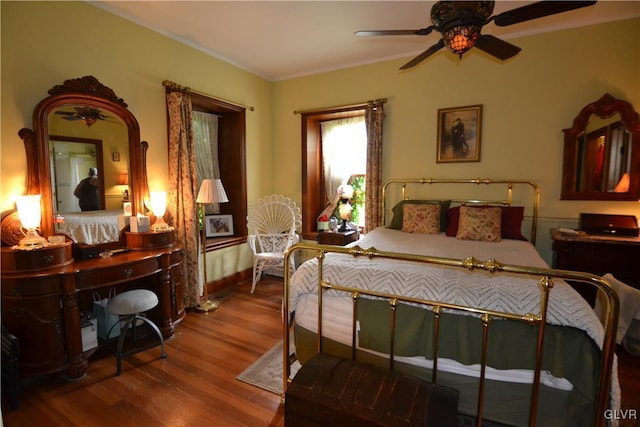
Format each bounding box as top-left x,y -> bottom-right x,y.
551,228 -> 640,305
1,235 -> 184,380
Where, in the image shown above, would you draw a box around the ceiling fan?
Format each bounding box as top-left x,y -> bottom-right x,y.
54,106 -> 112,127
355,1 -> 597,70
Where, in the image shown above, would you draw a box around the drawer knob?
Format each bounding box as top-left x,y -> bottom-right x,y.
123,268 -> 133,279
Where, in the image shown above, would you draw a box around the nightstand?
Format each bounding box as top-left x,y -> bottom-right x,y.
317,230 -> 359,246
550,228 -> 640,305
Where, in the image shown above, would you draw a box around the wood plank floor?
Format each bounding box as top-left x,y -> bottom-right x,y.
2,277 -> 286,427
2,276 -> 639,426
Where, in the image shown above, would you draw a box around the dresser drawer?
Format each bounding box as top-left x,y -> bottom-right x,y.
1,275 -> 64,297
76,258 -> 160,289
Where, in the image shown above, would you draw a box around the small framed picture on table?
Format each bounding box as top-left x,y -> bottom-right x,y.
205,214 -> 234,237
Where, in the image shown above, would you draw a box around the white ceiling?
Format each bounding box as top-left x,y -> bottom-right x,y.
92,1 -> 640,81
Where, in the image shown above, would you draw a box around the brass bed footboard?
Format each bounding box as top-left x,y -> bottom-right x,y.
283,243 -> 619,427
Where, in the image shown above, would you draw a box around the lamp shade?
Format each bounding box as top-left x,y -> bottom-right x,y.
117,172 -> 129,185
16,195 -> 42,230
614,173 -> 630,193
197,179 -> 229,204
15,194 -> 47,249
149,192 -> 167,217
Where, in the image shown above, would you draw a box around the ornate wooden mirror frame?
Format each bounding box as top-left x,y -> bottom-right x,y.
2,76 -> 149,247
561,93 -> 640,201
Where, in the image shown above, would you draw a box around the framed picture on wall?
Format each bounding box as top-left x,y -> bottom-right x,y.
205,214 -> 234,237
436,105 -> 482,163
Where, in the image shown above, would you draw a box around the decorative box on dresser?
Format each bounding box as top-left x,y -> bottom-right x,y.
1,230 -> 184,380
551,228 -> 640,306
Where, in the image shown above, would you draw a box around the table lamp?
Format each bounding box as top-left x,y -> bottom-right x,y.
195,179 -> 229,312
15,195 -> 47,249
149,191 -> 171,231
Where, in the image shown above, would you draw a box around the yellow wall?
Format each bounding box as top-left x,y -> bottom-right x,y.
2,1 -> 639,267
1,1 -> 273,210
272,18 -> 640,220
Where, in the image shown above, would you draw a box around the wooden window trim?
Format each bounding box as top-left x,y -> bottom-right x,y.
191,92 -> 247,249
301,107 -> 364,240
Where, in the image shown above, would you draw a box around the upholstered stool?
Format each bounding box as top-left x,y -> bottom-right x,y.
106,289 -> 167,376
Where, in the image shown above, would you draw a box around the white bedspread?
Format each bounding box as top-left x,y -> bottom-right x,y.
58,210 -> 123,244
290,227 -> 605,347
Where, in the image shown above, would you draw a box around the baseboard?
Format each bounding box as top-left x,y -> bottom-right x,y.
205,268 -> 252,295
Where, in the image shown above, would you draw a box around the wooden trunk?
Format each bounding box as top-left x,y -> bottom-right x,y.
285,353 -> 459,427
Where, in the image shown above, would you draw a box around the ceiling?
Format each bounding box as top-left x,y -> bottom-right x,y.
92,1 -> 640,81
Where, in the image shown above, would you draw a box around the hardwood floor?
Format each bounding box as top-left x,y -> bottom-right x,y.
2,276 -> 639,426
2,277 -> 286,427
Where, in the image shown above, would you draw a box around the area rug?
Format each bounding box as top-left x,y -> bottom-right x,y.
236,340 -> 301,395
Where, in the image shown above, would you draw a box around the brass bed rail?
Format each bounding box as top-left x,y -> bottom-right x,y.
283,242 -> 618,427
382,178 -> 541,244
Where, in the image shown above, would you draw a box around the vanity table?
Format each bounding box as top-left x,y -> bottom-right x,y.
0,77 -> 185,380
551,228 -> 640,305
1,235 -> 184,380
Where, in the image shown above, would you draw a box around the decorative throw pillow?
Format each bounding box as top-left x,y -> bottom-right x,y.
389,200 -> 451,231
456,206 -> 502,242
446,206 -> 527,240
401,203 -> 441,234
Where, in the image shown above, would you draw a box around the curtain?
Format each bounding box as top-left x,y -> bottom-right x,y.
192,110 -> 221,214
319,117 -> 366,218
69,156 -> 83,212
165,86 -> 201,308
364,101 -> 385,231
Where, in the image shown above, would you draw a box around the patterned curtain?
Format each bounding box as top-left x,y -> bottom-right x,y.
164,83 -> 201,308
364,101 -> 385,231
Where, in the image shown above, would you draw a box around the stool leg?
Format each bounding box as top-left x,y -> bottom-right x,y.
115,315 -> 136,376
137,316 -> 167,358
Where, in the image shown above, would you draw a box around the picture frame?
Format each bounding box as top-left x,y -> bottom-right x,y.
205,214 -> 234,237
112,152 -> 120,162
436,104 -> 483,163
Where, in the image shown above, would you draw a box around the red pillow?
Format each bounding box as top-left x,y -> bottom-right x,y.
446,206 -> 527,241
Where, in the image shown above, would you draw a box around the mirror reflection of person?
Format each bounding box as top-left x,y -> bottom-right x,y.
74,167 -> 100,211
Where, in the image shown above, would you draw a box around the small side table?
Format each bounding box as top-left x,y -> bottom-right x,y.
317,230 -> 359,246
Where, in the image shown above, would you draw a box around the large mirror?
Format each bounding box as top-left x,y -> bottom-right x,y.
562,93 -> 640,201
19,76 -> 149,245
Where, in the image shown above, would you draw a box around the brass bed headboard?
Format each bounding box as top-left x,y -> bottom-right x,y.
382,178 -> 541,244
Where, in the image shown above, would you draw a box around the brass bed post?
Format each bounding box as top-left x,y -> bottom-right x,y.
528,276 -> 554,427
283,244 -> 295,401
316,250 -> 325,354
476,313 -> 493,427
350,292 -> 359,361
388,298 -> 399,370
431,305 -> 442,384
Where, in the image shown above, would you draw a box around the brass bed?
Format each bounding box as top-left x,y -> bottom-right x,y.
282,178 -> 620,427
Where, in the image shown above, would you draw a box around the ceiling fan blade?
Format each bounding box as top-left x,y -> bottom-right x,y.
474,35 -> 521,60
494,1 -> 597,27
400,39 -> 445,70
355,26 -> 434,37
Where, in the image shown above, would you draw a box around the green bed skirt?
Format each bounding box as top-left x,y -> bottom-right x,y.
293,299 -> 602,427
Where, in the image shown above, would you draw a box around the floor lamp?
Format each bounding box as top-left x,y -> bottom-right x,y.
195,178 -> 229,312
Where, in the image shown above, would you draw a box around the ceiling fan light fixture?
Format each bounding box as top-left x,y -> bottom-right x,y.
81,116 -> 98,127
443,25 -> 480,56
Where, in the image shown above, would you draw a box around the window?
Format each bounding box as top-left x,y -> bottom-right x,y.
320,117 -> 367,227
301,107 -> 367,239
191,93 -> 247,247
